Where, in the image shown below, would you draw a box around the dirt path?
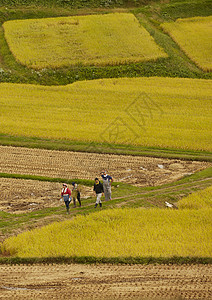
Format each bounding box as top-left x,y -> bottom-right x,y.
0,146 -> 210,187
0,264 -> 211,299
0,174 -> 211,214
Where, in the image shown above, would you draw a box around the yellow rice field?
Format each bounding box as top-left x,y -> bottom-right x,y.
3,13 -> 167,69
161,16 -> 212,72
1,207 -> 212,257
178,185 -> 212,210
0,77 -> 211,151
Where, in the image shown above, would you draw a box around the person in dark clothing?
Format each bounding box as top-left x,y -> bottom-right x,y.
93,178 -> 104,208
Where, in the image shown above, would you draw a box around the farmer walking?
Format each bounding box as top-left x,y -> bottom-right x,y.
93,178 -> 104,208
61,183 -> 72,214
71,182 -> 81,208
101,170 -> 113,201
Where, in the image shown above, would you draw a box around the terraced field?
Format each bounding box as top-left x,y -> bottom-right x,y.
1,77 -> 211,152
161,16 -> 212,71
0,145 -> 211,245
0,146 -> 210,186
3,13 -> 167,69
0,1 -> 211,299
0,264 -> 212,299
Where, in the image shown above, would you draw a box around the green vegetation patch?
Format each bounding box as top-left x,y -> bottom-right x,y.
3,13 -> 167,69
1,256 -> 212,265
160,0 -> 212,20
0,4 -> 212,86
0,134 -> 212,161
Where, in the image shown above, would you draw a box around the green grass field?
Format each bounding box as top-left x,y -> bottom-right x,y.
0,77 -> 211,151
161,16 -> 212,72
3,13 -> 167,69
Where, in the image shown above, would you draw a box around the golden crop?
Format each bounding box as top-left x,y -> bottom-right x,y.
1,207 -> 212,257
0,77 -> 212,151
0,77 -> 211,151
3,13 -> 167,69
161,16 -> 212,72
178,186 -> 212,210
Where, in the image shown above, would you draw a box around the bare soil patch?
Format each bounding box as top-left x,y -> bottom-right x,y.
0,146 -> 210,187
0,263 -> 211,299
0,177 -> 93,214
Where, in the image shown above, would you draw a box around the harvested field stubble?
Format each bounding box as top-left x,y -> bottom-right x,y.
0,264 -> 212,299
0,177 -> 93,213
0,146 -> 210,187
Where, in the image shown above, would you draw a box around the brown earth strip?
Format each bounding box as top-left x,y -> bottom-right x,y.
0,264 -> 211,299
0,146 -> 210,187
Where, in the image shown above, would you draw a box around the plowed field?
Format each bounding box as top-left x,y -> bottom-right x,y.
0,264 -> 212,299
0,146 -> 210,186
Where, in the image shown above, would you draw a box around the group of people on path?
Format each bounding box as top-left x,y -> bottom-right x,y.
60,171 -> 113,214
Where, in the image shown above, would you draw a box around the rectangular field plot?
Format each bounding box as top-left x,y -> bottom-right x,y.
161,16 -> 212,72
3,13 -> 167,69
0,77 -> 211,152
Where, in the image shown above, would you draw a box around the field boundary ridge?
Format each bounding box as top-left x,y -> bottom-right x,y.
0,256 -> 211,265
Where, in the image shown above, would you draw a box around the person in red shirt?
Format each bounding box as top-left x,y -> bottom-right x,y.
60,183 -> 72,214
